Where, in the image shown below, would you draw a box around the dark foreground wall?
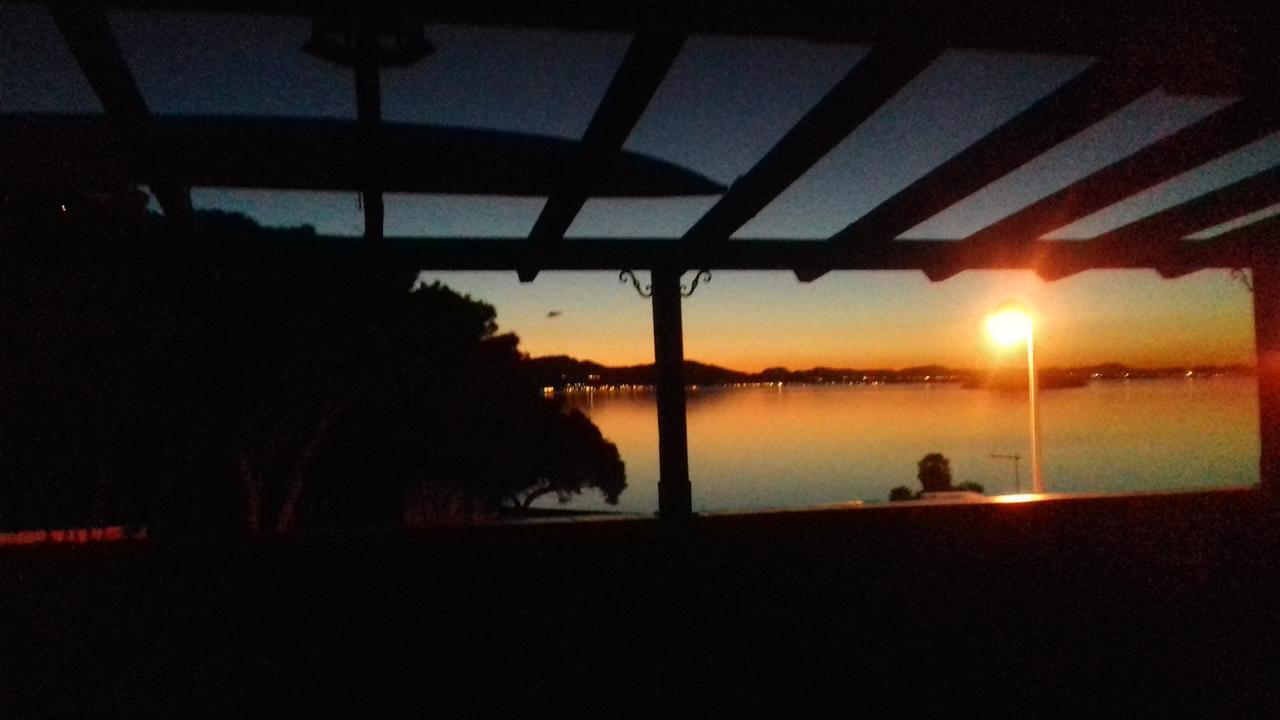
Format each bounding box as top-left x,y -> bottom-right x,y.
1,490 -> 1276,716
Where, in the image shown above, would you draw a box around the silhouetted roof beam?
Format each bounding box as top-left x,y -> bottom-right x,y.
198,236 -> 1250,275
1091,164 -> 1280,246
520,33 -> 685,282
1034,166 -> 1280,281
48,1 -> 193,226
965,98 -> 1280,247
1157,215 -> 1280,278
681,42 -> 942,247
798,49 -> 1169,282
92,1 -> 1266,63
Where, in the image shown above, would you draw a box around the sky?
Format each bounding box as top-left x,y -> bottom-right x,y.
3,3 -> 1275,370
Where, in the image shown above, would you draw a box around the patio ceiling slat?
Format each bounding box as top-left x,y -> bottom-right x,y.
816,52 -> 1165,252
965,98 -> 1280,246
521,33 -> 685,281
1090,164 -> 1280,245
681,42 -> 942,245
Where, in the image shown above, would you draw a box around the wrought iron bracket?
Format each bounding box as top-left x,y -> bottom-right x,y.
619,269 -> 653,298
1232,267 -> 1254,293
619,269 -> 712,299
682,269 -> 712,297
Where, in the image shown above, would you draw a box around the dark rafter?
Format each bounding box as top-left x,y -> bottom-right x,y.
1158,214 -> 1280,278
520,33 -> 685,282
48,0 -> 193,225
186,236 -> 1250,277
91,1 -> 1271,68
681,42 -> 941,245
966,98 -> 1280,246
795,49 -> 1168,282
1036,168 -> 1280,282
1090,164 -> 1280,246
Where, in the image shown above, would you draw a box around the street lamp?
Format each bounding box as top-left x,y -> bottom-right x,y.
986,302 -> 1044,494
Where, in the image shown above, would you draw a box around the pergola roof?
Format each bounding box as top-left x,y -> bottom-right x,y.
13,0 -> 1280,281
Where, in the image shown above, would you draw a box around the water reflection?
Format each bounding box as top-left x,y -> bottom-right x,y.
548,377 -> 1258,514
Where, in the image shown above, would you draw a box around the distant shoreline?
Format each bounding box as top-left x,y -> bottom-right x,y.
529,355 -> 1253,391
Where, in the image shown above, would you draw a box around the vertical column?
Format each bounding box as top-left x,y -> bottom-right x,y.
651,268 -> 692,519
1252,243 -> 1280,497
355,28 -> 384,245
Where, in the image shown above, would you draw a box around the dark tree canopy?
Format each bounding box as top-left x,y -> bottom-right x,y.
916,453 -> 953,493
888,486 -> 917,502
0,198 -> 625,535
891,458 -> 983,501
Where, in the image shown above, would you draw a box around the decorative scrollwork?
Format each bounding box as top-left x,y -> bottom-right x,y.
1231,267 -> 1254,293
619,270 -> 652,298
619,269 -> 713,299
681,269 -> 712,297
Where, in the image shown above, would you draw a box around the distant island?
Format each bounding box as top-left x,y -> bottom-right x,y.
527,356 -> 1254,391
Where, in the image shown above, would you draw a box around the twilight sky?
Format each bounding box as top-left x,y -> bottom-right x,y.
4,4 -> 1276,369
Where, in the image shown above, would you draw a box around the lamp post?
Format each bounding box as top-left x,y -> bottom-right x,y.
987,302 -> 1044,494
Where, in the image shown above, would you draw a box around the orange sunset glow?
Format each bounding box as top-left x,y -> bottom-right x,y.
419,268 -> 1256,372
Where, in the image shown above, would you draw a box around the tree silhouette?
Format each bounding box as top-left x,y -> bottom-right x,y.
0,202 -> 626,535
954,481 -> 985,494
917,453 -> 953,493
888,486 -> 917,502
169,217 -> 628,534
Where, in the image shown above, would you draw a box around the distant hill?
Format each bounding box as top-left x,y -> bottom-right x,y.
528,355 -> 1253,389
527,356 -> 752,387
527,356 -> 970,388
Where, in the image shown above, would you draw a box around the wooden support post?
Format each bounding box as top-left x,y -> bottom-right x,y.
356,30 -> 383,245
651,268 -> 692,519
1252,242 -> 1280,497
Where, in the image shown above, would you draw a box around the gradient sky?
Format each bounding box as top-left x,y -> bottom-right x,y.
4,3 -> 1275,370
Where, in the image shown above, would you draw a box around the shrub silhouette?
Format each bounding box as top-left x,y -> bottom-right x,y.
888,486 -> 917,502
917,453 -> 953,493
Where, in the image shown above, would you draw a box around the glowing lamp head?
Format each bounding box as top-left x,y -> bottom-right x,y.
987,303 -> 1033,346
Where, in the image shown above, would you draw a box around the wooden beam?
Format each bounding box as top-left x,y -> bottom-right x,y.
1091,164 -> 1280,245
965,98 -> 1280,246
681,42 -> 941,245
171,235 -> 1253,275
91,0 -> 1271,69
48,0 -> 192,225
1158,215 -> 1280,279
521,33 -> 685,281
822,51 -> 1162,262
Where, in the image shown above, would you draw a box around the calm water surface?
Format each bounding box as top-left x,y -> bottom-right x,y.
547,377 -> 1258,514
